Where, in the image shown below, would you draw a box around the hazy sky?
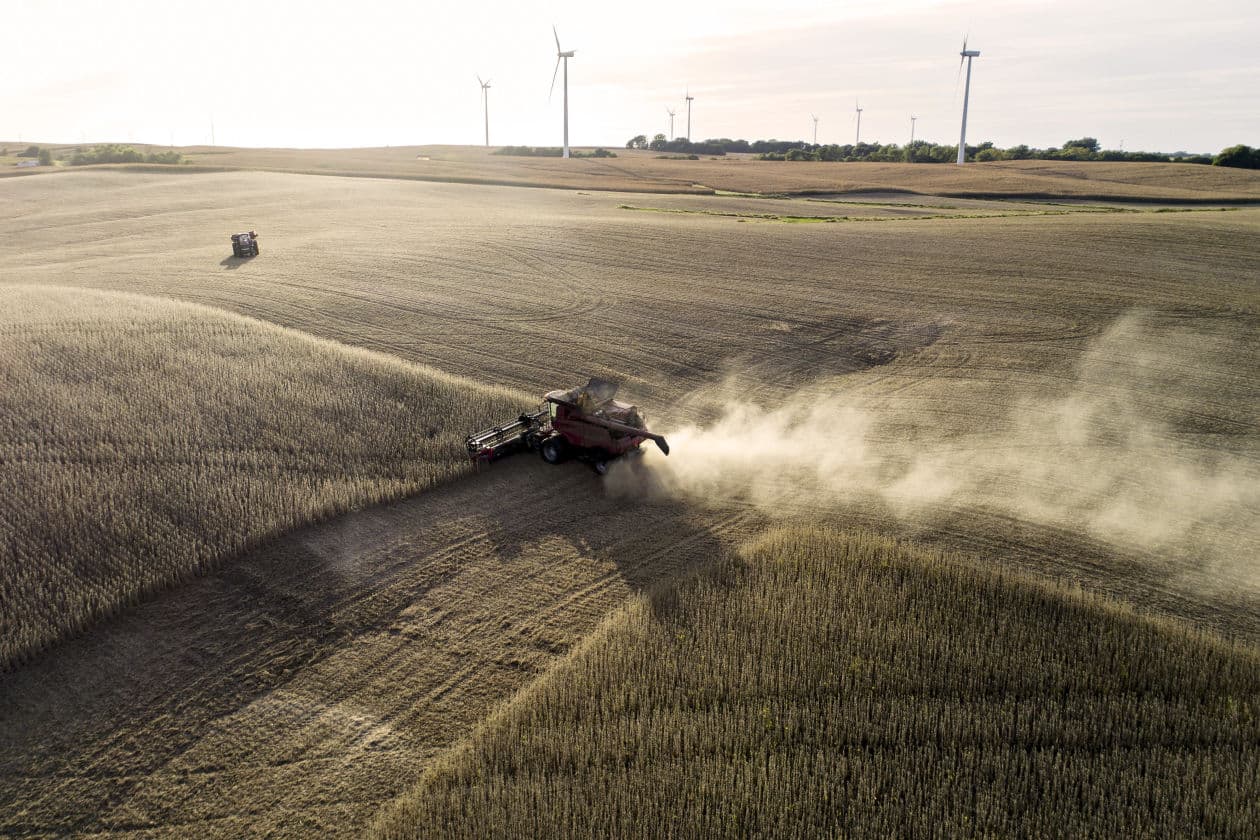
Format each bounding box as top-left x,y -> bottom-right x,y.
3,0 -> 1257,153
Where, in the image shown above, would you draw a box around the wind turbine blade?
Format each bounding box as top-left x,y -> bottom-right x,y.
954,37 -> 966,99
549,57 -> 561,101
553,25 -> 561,53
477,74 -> 484,87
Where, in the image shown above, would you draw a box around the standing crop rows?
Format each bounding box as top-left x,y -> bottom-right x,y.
377,526 -> 1260,838
0,285 -> 526,669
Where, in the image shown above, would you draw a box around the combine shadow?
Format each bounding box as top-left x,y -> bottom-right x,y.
0,456 -> 737,836
219,256 -> 243,270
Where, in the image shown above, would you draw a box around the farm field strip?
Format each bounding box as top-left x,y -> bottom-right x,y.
0,458 -> 760,837
617,202 -> 1241,225
0,285 -> 526,669
157,145 -> 1260,201
376,526 -> 1260,838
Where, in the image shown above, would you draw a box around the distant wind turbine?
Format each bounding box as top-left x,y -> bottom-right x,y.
477,75 -> 491,146
549,26 -> 576,159
684,88 -> 695,141
666,107 -> 676,141
811,114 -> 819,145
908,115 -> 917,162
956,36 -> 981,164
854,100 -> 863,145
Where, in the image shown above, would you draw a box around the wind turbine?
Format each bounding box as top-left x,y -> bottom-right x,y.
854,100 -> 863,145
666,107 -> 676,140
684,88 -> 695,141
956,37 -> 981,164
811,114 -> 819,145
550,26 -> 576,159
908,115 -> 917,161
477,75 -> 491,147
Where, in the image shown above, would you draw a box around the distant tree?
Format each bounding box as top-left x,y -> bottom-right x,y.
17,145 -> 39,158
974,147 -> 1004,162
37,148 -> 52,166
1063,137 -> 1101,153
626,134 -> 647,150
1213,144 -> 1259,169
648,133 -> 667,151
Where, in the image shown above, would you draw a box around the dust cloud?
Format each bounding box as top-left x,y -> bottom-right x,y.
623,312 -> 1260,585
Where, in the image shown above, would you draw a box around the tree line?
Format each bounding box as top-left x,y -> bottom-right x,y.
625,134 -> 1259,168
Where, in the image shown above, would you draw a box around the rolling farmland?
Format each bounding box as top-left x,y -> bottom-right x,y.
1,157 -> 1258,836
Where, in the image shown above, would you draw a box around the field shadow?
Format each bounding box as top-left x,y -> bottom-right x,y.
0,456 -> 733,836
219,256 -> 243,270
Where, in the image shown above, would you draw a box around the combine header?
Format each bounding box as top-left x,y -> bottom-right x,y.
466,378 -> 669,474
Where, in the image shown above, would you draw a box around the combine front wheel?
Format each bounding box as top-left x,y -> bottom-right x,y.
540,436 -> 567,464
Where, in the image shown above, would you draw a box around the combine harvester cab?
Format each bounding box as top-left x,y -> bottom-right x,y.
466,378 -> 668,475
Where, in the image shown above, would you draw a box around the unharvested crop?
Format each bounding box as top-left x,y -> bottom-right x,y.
0,285 -> 525,669
376,526 -> 1260,838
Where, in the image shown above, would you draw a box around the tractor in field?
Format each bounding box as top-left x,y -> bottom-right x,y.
230,231 -> 260,258
466,378 -> 669,474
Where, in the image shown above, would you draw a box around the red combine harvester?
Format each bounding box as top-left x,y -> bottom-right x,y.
466,378 -> 669,474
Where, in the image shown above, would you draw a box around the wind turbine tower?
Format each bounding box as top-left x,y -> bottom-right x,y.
908,115 -> 917,162
854,101 -> 863,145
685,89 -> 695,140
812,114 -> 819,145
550,26 -> 576,159
956,38 -> 981,164
477,76 -> 491,146
667,107 -> 676,140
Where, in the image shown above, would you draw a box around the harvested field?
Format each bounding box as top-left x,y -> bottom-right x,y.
10,144 -> 1260,201
178,146 -> 1260,201
2,164 -> 1258,836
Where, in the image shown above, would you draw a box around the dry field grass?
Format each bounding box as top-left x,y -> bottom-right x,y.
1,164 -> 1258,836
376,526 -> 1260,838
0,285 -> 523,668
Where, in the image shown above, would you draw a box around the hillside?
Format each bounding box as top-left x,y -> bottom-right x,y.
0,285 -> 524,668
188,146 -> 1260,200
376,526 -> 1260,838
9,142 -> 1260,200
